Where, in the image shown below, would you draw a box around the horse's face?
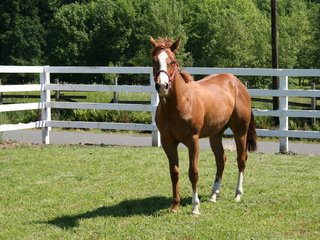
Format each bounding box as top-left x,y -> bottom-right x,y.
152,50 -> 174,97
150,37 -> 181,97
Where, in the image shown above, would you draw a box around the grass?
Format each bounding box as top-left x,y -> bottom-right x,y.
0,144 -> 319,239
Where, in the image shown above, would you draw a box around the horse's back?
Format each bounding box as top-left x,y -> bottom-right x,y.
197,73 -> 241,88
195,73 -> 242,103
197,73 -> 250,101
195,73 -> 252,136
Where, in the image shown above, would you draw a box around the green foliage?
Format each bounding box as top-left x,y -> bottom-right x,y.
185,0 -> 270,68
0,0 -> 46,83
0,0 -> 45,65
130,0 -> 189,66
309,2 -> 320,68
0,110 -> 39,124
1,0 -> 319,84
0,145 -> 319,239
278,0 -> 314,68
48,2 -> 94,65
70,109 -> 151,124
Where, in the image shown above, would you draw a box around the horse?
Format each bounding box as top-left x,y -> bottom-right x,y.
150,36 -> 257,215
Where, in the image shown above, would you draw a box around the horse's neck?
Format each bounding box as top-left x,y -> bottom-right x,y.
163,71 -> 190,111
173,71 -> 188,97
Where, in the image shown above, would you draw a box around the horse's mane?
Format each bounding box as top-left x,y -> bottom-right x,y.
152,37 -> 173,48
179,70 -> 194,83
151,37 -> 173,56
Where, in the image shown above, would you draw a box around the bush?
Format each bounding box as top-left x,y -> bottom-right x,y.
71,109 -> 151,124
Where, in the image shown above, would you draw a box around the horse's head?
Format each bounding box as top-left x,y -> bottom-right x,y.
150,36 -> 181,97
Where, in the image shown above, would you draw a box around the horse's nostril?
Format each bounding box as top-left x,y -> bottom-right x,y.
165,83 -> 169,89
155,83 -> 161,91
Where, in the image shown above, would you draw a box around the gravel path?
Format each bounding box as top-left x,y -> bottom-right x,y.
1,129 -> 320,156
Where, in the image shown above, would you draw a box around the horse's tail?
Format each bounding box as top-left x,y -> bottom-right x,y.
247,111 -> 257,152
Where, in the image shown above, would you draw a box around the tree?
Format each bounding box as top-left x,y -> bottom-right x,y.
48,2 -> 94,66
48,0 -> 137,67
1,0 -> 319,86
307,2 -> 320,68
271,0 -> 279,124
184,0 -> 270,87
185,0 -> 270,67
0,0 -> 45,66
0,0 -> 47,83
277,0 -> 313,68
129,0 -> 189,67
86,0 -> 137,66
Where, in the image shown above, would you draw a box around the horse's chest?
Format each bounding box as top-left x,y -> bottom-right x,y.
159,111 -> 201,140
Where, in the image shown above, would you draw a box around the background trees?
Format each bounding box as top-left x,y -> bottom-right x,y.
0,0 -> 319,85
184,0 -> 271,69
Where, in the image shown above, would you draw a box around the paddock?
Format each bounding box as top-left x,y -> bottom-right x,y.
0,145 -> 319,239
0,66 -> 319,238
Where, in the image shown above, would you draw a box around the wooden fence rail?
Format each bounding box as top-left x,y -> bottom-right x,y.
0,66 -> 319,153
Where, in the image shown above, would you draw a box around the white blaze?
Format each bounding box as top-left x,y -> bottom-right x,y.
157,51 -> 170,86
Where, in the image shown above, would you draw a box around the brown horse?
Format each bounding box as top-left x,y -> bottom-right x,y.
150,36 -> 257,215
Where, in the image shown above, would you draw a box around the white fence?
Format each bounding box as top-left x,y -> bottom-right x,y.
0,66 -> 319,153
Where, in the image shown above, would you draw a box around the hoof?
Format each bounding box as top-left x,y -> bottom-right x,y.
192,210 -> 200,215
191,205 -> 200,215
170,208 -> 178,213
234,194 -> 241,202
209,193 -> 217,203
170,204 -> 179,213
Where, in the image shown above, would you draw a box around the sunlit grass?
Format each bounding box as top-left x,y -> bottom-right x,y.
0,145 -> 319,239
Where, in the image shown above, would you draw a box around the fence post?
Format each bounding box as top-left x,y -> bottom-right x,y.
112,76 -> 118,103
311,83 -> 316,125
40,66 -> 51,144
150,73 -> 160,147
0,79 -> 2,104
279,75 -> 288,153
54,78 -> 60,101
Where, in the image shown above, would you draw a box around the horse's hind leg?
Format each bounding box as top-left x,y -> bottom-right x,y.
209,132 -> 226,202
234,133 -> 248,202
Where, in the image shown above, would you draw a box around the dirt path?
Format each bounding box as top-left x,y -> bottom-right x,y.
1,129 -> 319,156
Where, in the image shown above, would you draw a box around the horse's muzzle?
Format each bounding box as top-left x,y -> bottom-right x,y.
155,82 -> 170,96
155,82 -> 161,92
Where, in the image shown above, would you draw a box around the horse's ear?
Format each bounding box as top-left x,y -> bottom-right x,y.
150,36 -> 157,47
171,37 -> 181,53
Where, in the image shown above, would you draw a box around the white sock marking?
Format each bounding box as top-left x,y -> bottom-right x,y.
192,192 -> 200,215
209,178 -> 221,202
212,178 -> 221,194
235,172 -> 244,202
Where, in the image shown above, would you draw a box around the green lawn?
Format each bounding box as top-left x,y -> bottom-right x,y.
0,145 -> 319,239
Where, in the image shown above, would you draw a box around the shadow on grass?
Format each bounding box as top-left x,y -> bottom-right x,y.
43,196 -> 186,229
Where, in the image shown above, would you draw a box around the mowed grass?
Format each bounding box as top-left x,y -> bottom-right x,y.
0,144 -> 319,240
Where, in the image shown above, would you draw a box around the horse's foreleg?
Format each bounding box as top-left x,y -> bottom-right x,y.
188,137 -> 200,215
209,133 -> 226,202
169,156 -> 180,212
162,139 -> 180,212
